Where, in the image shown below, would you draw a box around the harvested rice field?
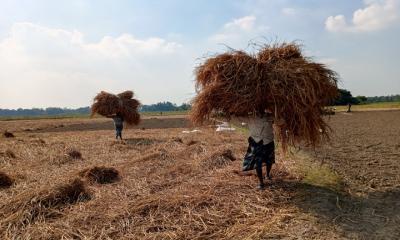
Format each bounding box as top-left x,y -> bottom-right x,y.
1,111 -> 399,239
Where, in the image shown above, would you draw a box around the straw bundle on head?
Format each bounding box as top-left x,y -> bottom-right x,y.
120,98 -> 141,125
192,51 -> 264,117
117,90 -> 134,100
190,42 -> 338,150
91,90 -> 141,125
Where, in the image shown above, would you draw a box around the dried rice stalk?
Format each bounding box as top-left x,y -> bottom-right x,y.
0,179 -> 90,230
91,90 -> 141,125
0,171 -> 13,188
190,42 -> 338,150
117,90 -> 134,100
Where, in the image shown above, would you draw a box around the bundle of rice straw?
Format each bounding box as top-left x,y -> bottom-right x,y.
91,90 -> 141,125
190,42 -> 338,150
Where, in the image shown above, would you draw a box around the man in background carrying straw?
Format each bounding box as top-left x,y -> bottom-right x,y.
91,90 -> 141,140
107,113 -> 124,140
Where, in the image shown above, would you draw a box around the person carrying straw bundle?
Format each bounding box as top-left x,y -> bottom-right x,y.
190,42 -> 338,189
91,90 -> 141,140
107,112 -> 124,140
234,111 -> 275,189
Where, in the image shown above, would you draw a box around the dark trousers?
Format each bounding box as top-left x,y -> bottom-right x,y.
257,141 -> 275,186
115,126 -> 123,140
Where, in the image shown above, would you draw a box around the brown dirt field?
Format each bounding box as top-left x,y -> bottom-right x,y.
0,116 -> 192,134
0,111 -> 399,239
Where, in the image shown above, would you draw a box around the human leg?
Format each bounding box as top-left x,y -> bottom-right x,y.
256,158 -> 264,189
266,163 -> 273,180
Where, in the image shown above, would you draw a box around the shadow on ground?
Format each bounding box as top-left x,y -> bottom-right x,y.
285,181 -> 400,239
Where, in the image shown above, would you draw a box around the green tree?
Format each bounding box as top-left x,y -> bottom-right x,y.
356,95 -> 367,104
334,89 -> 359,112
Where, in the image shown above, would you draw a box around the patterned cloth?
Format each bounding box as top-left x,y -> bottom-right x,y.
242,138 -> 275,171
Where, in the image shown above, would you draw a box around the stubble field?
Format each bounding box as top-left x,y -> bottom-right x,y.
1,111 -> 399,239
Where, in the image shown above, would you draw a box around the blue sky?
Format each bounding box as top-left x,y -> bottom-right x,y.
0,0 -> 399,108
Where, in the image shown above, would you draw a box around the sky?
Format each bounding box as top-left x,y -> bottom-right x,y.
0,0 -> 399,109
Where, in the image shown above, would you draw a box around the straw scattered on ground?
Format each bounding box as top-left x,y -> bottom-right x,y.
67,149 -> 82,159
2,149 -> 16,159
0,178 -> 90,234
80,166 -> 120,184
3,131 -> 15,138
1,113 -> 398,239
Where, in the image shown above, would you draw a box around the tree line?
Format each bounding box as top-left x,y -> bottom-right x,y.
0,107 -> 91,117
1,93 -> 399,117
0,102 -> 191,117
334,90 -> 400,105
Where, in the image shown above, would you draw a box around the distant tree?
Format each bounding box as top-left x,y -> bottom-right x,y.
140,102 -> 191,112
178,103 -> 191,111
0,107 -> 90,118
334,89 -> 359,112
366,94 -> 400,103
356,95 -> 367,104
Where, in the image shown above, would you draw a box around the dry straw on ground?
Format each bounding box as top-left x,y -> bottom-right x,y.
190,42 -> 338,150
91,90 -> 141,125
0,171 -> 13,188
4,149 -> 16,159
67,149 -> 82,159
0,178 -> 90,231
80,166 -> 120,184
3,131 -> 15,138
1,112 -> 399,239
200,149 -> 237,170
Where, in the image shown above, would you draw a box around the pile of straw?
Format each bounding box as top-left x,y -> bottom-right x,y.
80,166 -> 120,184
0,171 -> 13,188
3,131 -> 14,138
190,42 -> 338,149
4,149 -> 16,159
67,149 -> 82,159
200,149 -> 237,170
0,179 -> 90,228
91,90 -> 141,125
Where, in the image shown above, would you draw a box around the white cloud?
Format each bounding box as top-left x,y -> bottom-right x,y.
281,8 -> 296,16
210,16 -> 269,45
224,15 -> 256,31
0,22 -> 193,108
325,0 -> 399,32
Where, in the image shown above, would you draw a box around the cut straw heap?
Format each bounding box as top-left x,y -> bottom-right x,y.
190,43 -> 338,150
91,90 -> 141,125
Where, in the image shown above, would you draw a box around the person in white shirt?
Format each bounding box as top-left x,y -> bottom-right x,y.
235,113 -> 275,189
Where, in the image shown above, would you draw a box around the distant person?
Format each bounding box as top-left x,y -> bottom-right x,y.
347,103 -> 352,113
107,113 -> 124,140
233,110 -> 275,190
